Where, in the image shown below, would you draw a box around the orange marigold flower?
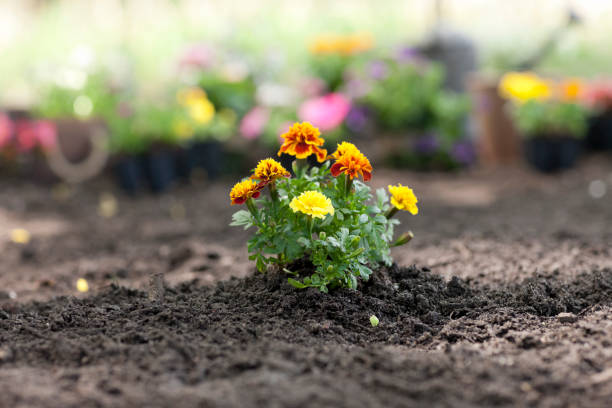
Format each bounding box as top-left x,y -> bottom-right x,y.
230,179 -> 263,205
329,141 -> 359,160
330,150 -> 372,181
278,122 -> 327,162
251,158 -> 290,184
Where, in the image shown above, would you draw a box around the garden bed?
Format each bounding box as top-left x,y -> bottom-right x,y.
1,265 -> 612,407
0,157 -> 611,407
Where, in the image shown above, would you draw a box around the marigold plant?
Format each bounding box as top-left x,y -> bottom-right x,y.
230,122 -> 418,292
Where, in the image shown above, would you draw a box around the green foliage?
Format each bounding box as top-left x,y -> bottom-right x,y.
362,61 -> 445,131
231,160 -> 406,292
430,91 -> 471,146
513,100 -> 588,139
199,73 -> 255,117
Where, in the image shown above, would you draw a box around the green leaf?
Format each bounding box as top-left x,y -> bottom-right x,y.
288,278 -> 307,289
230,210 -> 253,227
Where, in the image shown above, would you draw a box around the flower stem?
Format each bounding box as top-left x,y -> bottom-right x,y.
385,207 -> 398,219
246,198 -> 261,224
307,216 -> 314,238
344,175 -> 353,197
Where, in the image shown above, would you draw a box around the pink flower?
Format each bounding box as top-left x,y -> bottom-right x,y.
14,120 -> 57,152
298,93 -> 351,132
15,121 -> 37,152
240,107 -> 269,140
0,113 -> 13,149
179,44 -> 214,70
34,120 -> 57,151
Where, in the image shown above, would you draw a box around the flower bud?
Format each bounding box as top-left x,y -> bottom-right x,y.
392,231 -> 414,247
319,231 -> 327,240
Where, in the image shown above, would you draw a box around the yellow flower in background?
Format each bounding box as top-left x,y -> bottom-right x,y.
230,179 -> 263,205
177,87 -> 207,106
330,141 -> 359,160
290,191 -> 334,219
559,78 -> 583,102
309,33 -> 373,56
499,72 -> 551,103
251,158 -> 290,184
177,87 -> 215,125
188,98 -> 215,124
278,122 -> 327,162
388,184 -> 418,215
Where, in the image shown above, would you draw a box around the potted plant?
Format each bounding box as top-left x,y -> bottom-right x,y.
500,73 -> 588,172
106,103 -> 149,194
307,33 -> 373,92
583,80 -> 612,151
173,87 -> 237,180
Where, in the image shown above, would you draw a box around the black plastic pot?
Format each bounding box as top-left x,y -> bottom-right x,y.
115,155 -> 145,194
143,150 -> 176,193
174,146 -> 197,181
191,141 -> 223,180
585,113 -> 612,151
524,137 -> 581,173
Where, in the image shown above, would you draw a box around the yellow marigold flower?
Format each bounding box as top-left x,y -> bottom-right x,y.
388,184 -> 418,215
289,191 -> 334,219
331,150 -> 372,181
251,158 -> 290,184
230,179 -> 263,205
330,141 -> 359,160
278,122 -> 327,162
499,72 -> 551,103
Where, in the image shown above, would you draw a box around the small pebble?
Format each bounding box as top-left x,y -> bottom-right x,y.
557,312 -> 578,323
10,229 -> 31,245
76,278 -> 89,293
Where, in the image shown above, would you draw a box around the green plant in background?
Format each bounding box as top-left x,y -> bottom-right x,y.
36,70 -> 119,120
513,100 -> 588,138
362,60 -> 445,131
430,91 -> 471,146
230,122 -> 418,292
198,72 -> 255,118
307,33 -> 374,91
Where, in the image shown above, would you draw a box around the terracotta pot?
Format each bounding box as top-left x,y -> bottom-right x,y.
467,74 -> 522,166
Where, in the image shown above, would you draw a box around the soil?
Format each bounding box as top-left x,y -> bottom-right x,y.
1,155 -> 612,407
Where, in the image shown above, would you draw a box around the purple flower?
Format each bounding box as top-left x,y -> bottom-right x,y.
451,141 -> 476,165
396,46 -> 419,63
369,60 -> 389,80
413,134 -> 440,155
345,105 -> 370,132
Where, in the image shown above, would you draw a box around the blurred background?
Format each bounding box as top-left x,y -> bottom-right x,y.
1,0 -> 612,185
1,0 -> 612,301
